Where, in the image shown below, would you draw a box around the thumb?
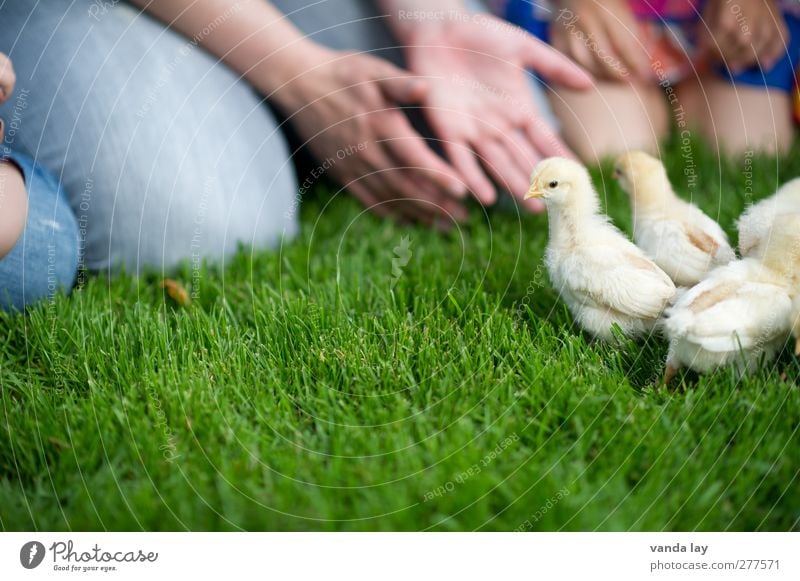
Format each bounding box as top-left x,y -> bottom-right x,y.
375,62 -> 428,104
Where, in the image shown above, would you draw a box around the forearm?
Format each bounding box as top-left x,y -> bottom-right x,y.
129,0 -> 328,101
377,0 -> 468,41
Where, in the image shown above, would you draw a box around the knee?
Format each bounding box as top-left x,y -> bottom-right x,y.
81,140 -> 299,274
705,120 -> 796,157
0,183 -> 79,312
157,161 -> 300,273
569,124 -> 664,164
687,79 -> 796,156
552,85 -> 669,164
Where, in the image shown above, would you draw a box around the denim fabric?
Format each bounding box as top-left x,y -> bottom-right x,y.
0,0 -> 298,274
0,152 -> 79,311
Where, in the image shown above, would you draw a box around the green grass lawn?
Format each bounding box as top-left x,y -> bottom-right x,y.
1,136 -> 799,531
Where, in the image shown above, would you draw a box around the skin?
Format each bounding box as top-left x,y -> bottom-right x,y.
395,9 -> 592,211
545,0 -> 794,161
0,53 -> 27,260
698,0 -> 788,74
550,82 -> 669,162
550,0 -> 652,82
132,0 -> 592,224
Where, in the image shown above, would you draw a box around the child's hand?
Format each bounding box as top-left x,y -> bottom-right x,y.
0,53 -> 15,103
550,0 -> 651,81
700,0 -> 788,74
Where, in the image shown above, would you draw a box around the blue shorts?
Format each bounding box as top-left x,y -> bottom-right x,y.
0,150 -> 79,311
500,0 -> 800,93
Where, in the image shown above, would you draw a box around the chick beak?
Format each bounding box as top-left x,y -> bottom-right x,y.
525,180 -> 544,200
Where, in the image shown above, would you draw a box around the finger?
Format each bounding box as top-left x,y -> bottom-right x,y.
506,127 -> 540,173
497,131 -> 547,213
696,27 -> 718,64
348,182 -> 392,218
581,17 -> 634,81
567,31 -> 603,79
377,167 -> 459,223
549,22 -> 571,55
705,29 -> 733,68
739,3 -> 785,70
388,195 -> 459,232
716,19 -> 752,71
496,129 -> 541,195
378,192 -> 455,231
699,9 -> 728,64
749,27 -> 774,71
372,60 -> 429,105
522,195 -> 546,214
395,166 -> 469,223
349,180 -> 420,225
606,13 -> 652,80
474,137 -> 529,198
354,135 -> 460,224
377,114 -> 468,199
730,22 -> 760,70
518,33 -> 594,89
443,140 -> 496,205
761,20 -> 788,70
523,116 -> 575,159
408,173 -> 469,222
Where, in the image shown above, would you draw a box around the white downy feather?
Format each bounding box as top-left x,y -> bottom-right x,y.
737,178 -> 800,258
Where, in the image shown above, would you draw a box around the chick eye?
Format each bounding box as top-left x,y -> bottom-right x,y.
548,180 -> 558,188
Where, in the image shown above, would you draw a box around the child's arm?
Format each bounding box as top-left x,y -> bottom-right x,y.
550,0 -> 651,81
700,0 -> 788,74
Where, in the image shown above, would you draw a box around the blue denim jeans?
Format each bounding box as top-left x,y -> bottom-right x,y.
0,152 -> 79,311
0,0 -> 299,274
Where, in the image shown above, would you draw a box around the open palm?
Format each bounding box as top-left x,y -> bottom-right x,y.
403,14 -> 592,210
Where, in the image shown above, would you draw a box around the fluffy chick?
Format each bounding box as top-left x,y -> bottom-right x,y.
663,214 -> 800,382
526,157 -> 676,342
737,177 -> 800,258
614,151 -> 735,286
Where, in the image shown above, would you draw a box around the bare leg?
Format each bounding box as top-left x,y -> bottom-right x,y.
547,81 -> 669,164
0,160 -> 27,259
794,336 -> 800,357
677,76 -> 795,156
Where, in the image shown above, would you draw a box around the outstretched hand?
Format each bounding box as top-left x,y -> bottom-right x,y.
700,0 -> 788,74
276,49 -> 469,227
402,13 -> 592,211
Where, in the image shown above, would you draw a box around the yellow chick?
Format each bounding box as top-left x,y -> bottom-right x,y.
614,151 -> 735,287
737,177 -> 800,258
526,157 -> 676,342
663,214 -> 800,382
